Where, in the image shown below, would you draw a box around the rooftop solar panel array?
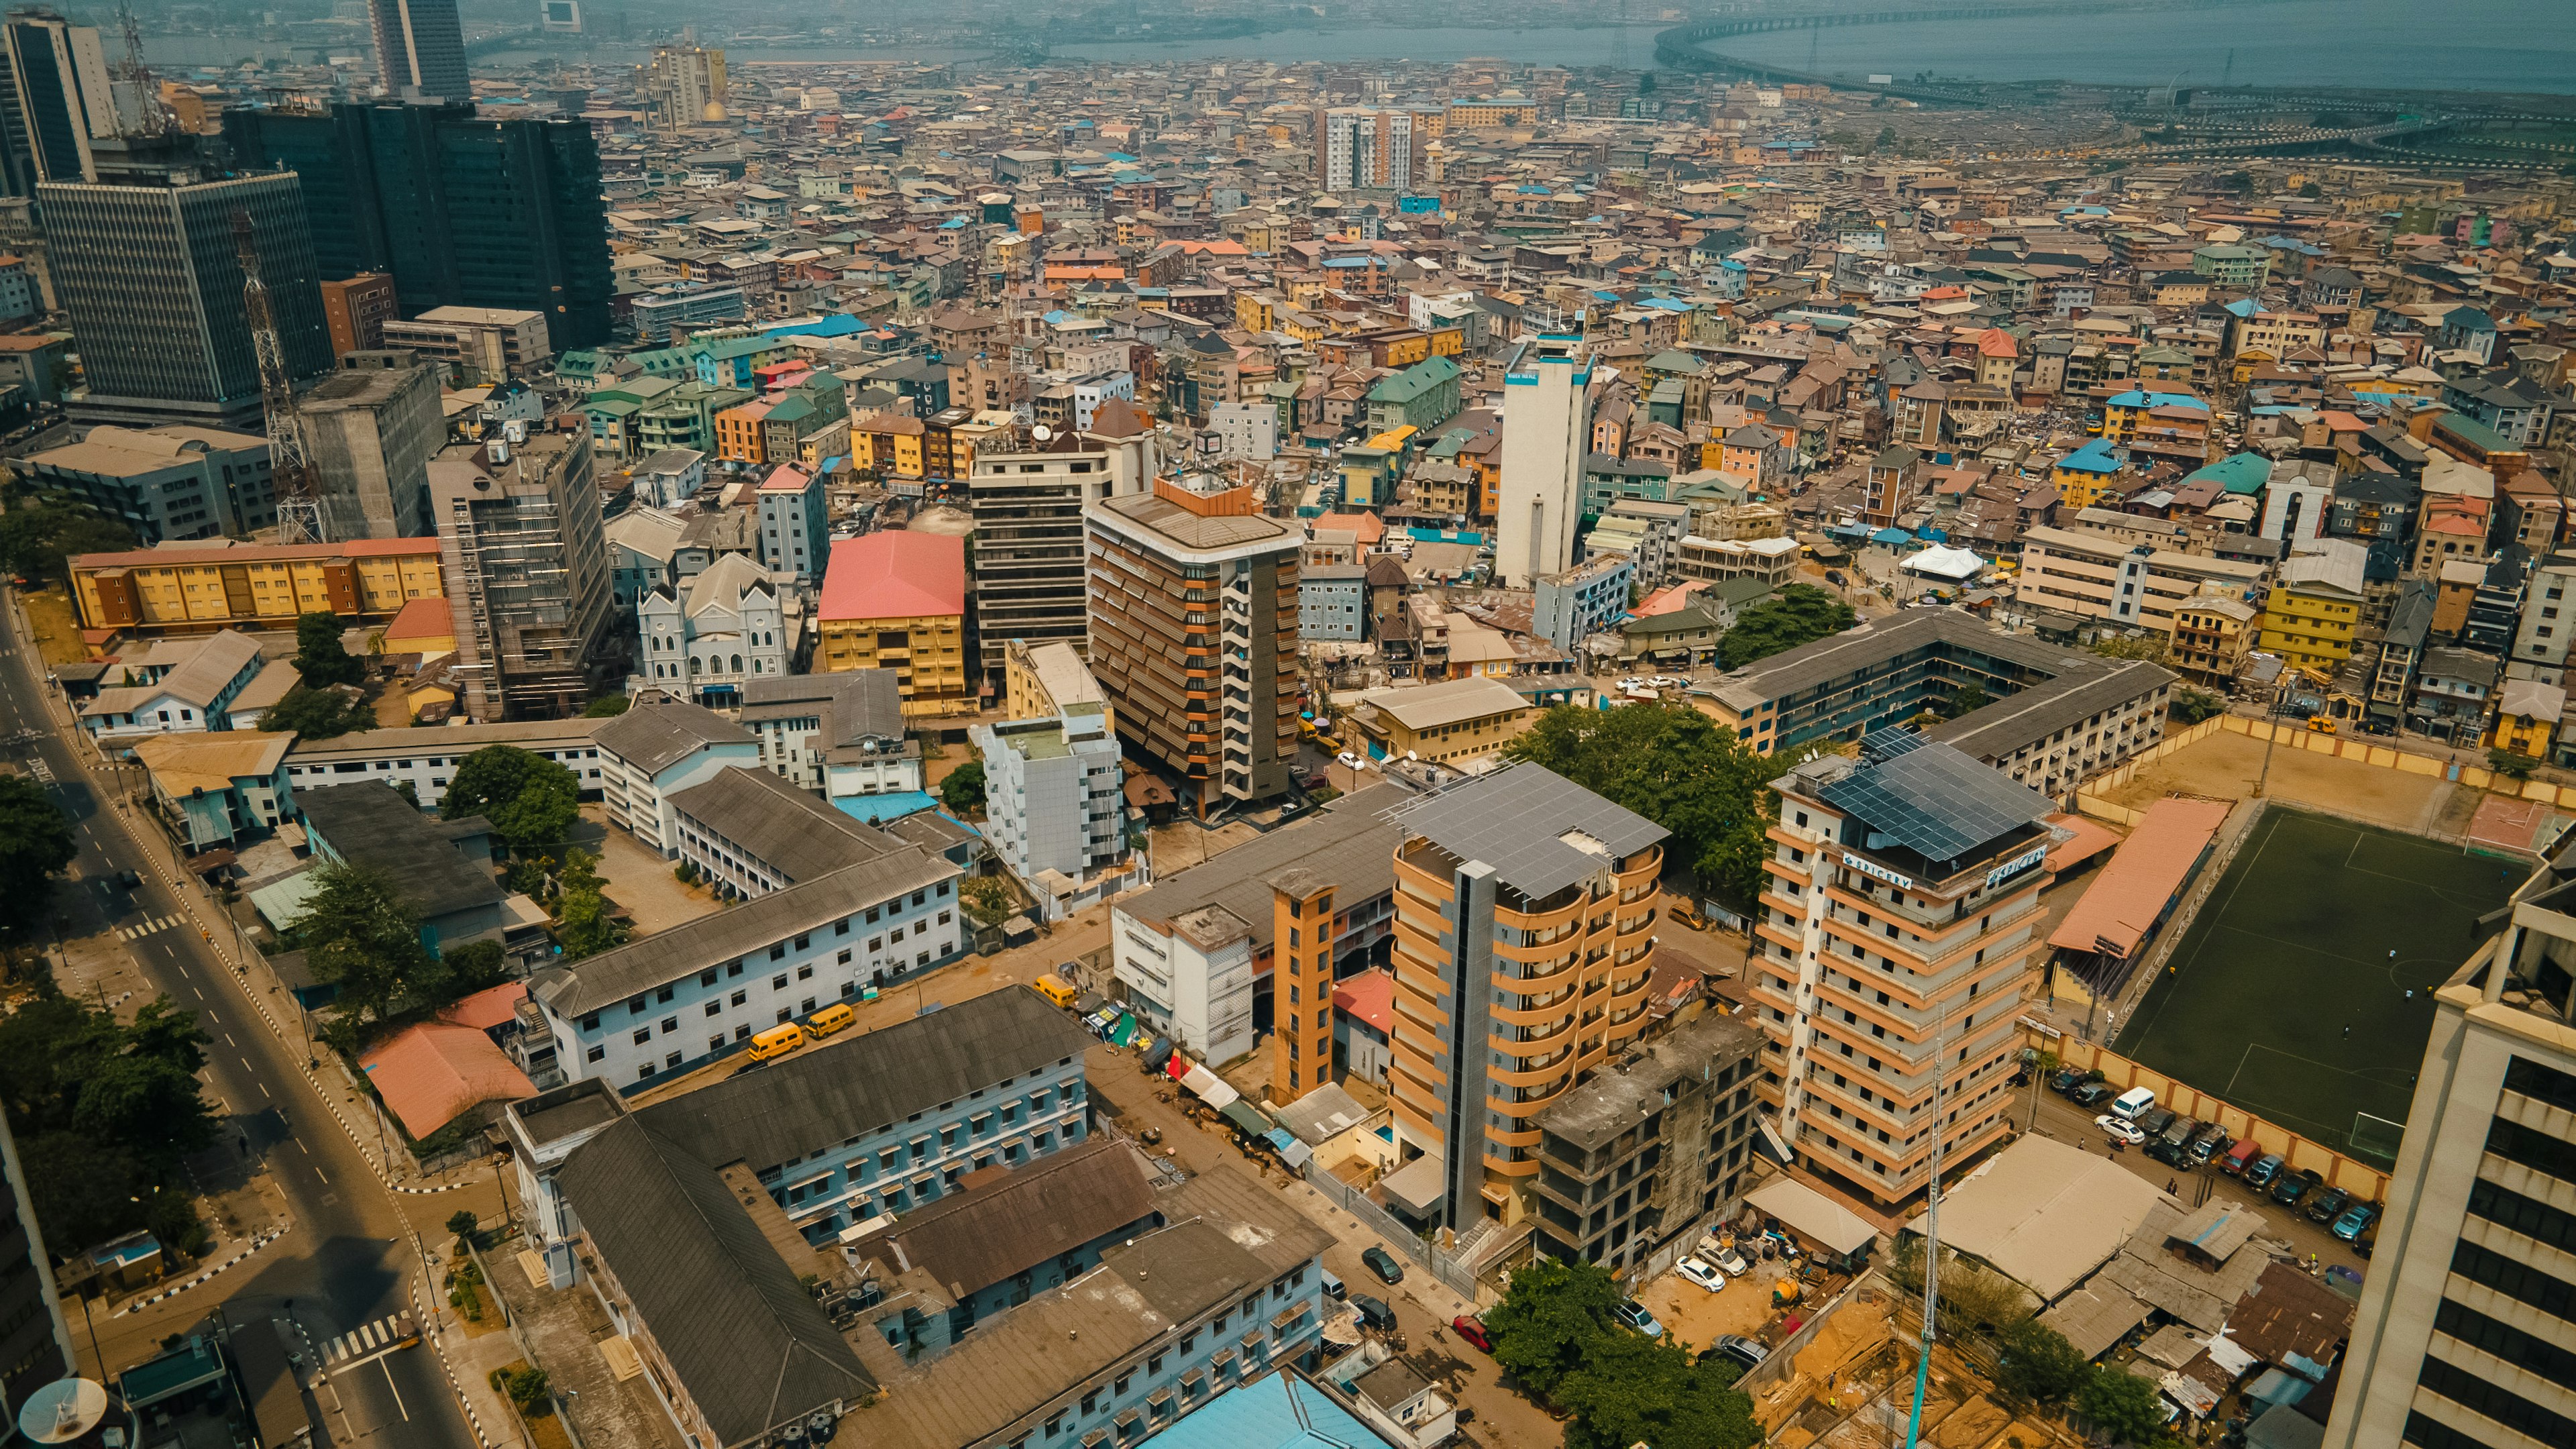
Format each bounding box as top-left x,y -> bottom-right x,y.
1860,726 -> 1932,764
1817,741 -> 2054,863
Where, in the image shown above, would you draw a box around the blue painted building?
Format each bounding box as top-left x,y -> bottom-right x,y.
1533,550 -> 1634,654
1300,564 -> 1368,641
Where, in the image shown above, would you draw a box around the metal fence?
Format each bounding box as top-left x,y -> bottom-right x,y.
1301,1161 -> 1480,1301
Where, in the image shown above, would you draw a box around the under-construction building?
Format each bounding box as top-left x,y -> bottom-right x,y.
430,426 -> 611,722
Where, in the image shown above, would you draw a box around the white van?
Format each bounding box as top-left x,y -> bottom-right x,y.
2110,1087 -> 2157,1121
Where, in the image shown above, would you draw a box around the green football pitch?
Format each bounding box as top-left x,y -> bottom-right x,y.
2110,806 -> 2522,1157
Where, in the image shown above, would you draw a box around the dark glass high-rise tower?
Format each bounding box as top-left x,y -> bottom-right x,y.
40,160 -> 330,427
222,103 -> 614,349
366,0 -> 470,103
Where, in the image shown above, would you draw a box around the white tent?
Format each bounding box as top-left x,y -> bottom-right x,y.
1902,545 -> 1988,582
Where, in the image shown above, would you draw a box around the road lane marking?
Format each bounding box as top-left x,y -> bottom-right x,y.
115,914 -> 180,941
314,1167 -> 328,1184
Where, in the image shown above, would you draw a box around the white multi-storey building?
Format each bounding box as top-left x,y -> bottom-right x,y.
1497,336 -> 1589,588
974,701 -> 1131,920
636,552 -> 796,708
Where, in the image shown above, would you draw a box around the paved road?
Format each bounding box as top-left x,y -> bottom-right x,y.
0,598 -> 477,1449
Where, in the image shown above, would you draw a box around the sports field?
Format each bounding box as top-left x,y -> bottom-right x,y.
2111,807 -> 2522,1157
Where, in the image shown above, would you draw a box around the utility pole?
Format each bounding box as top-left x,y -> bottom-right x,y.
233,209 -> 326,545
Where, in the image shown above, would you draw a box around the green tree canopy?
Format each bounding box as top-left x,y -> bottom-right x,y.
1483,1256 -> 1627,1399
0,994 -> 215,1250
0,501 -> 133,586
1556,1330 -> 1763,1449
442,745 -> 582,856
1503,703 -> 1791,908
0,773 -> 75,933
2080,1364 -> 2170,1444
294,612 -> 366,687
582,694 -> 631,718
1995,1320 -> 2094,1409
262,684 -> 377,741
940,759 -> 987,813
288,859 -> 446,1040
2169,686 -> 2225,724
553,849 -> 626,961
1717,584 -> 1856,670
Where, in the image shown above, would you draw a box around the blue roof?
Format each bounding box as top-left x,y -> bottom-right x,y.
763,314 -> 869,340
830,791 -> 944,826
2058,438 -> 2126,474
1138,1371 -> 1385,1448
2185,451 -> 2273,495
2108,390 -> 2209,413
2222,298 -> 2265,319
939,215 -> 969,229
1871,527 -> 1912,545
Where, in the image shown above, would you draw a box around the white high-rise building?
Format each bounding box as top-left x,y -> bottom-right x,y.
974,702 -> 1129,920
1318,107 -> 1415,192
1497,336 -> 1589,588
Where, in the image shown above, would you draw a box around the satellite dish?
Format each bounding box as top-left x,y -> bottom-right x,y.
18,1379 -> 108,1444
1031,424 -> 1053,441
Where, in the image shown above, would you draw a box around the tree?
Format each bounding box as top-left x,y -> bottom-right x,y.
1503,703 -> 1790,909
2090,633 -> 2171,664
446,1209 -> 480,1248
1948,682 -> 1989,718
958,875 -> 1014,930
0,774 -> 75,934
288,861 -> 445,1040
1483,1256 -> 1626,1399
941,759 -> 987,813
443,940 -> 513,997
582,694 -> 631,718
0,502 -> 133,586
2489,747 -> 2540,780
1996,1320 -> 2094,1409
1554,1331 -> 1762,1449
294,612 -> 366,688
553,849 -> 626,961
0,994 -> 215,1252
1716,584 -> 1856,670
2169,686 -> 2225,724
2080,1365 -> 2169,1444
261,685 -> 377,741
443,746 -> 582,857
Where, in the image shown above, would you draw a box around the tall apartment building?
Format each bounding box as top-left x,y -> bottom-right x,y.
755,464 -> 826,584
0,7 -> 115,193
380,306 -> 552,384
1754,734 -> 2053,1206
642,44 -> 726,129
816,533 -> 972,717
1316,107 -> 1419,192
1085,476 -> 1301,818
969,446 -> 1113,681
1497,337 -> 1589,589
300,352 -> 442,538
973,701 -> 1127,914
366,0 -> 469,101
1272,866 -> 1338,1109
2322,842 -> 2576,1449
1383,765 -> 1668,1232
431,428 -> 613,722
41,166 -> 331,429
221,103 -> 615,348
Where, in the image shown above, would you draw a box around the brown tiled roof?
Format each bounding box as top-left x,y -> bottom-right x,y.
849,1136 -> 1155,1301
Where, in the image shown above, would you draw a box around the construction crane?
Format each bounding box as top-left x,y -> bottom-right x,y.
1902,1004 -> 1953,1449
111,0 -> 169,136
233,209 -> 325,545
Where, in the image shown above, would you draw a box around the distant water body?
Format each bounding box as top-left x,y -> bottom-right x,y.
1703,0 -> 2575,95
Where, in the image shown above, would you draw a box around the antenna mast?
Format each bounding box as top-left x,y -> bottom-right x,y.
233,209 -> 325,545
112,0 -> 170,136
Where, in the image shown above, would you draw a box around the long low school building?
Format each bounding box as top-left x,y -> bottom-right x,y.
282,718 -> 608,811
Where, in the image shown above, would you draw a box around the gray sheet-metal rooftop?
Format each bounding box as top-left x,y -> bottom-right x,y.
667,765 -> 901,883
1388,763 -> 1667,898
1816,740 -> 2055,863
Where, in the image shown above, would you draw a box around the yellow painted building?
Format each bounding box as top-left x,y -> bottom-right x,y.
816,533 -> 973,716
2255,549 -> 2367,672
1349,676 -> 1534,764
2489,680 -> 2562,759
72,539 -> 445,635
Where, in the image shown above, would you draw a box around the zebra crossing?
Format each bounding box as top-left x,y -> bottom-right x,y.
323,1311 -> 419,1373
117,914 -> 182,941
23,755 -> 50,785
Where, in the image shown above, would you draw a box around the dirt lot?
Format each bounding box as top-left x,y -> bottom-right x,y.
581,804 -> 727,935
21,585 -> 87,667
1635,1263 -> 1786,1350
2104,729 -> 2459,835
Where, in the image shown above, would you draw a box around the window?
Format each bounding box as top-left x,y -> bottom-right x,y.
773,975 -> 789,991
633,1028 -> 651,1046
661,1017 -> 678,1034
731,990 -> 747,1007
705,1001 -> 721,1017
797,965 -> 814,981
585,1044 -> 605,1063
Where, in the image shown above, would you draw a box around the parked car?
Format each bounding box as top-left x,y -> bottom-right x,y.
1614,1301 -> 1663,1339
2134,1106 -> 2179,1139
1335,751 -> 1370,770
1709,1335 -> 1768,1373
2049,1067 -> 2092,1095
2243,1152 -> 2285,1189
1674,1256 -> 1727,1293
1713,1246 -> 1751,1278
2272,1168 -> 2323,1207
2306,1185 -> 2353,1224
2188,1124 -> 2233,1165
2146,1116 -> 2201,1166
1352,1295 -> 1397,1332
1362,1246 -> 1404,1284
2096,1114 -> 2147,1146
1319,1267 -> 1344,1300
1451,1315 -> 1493,1352
2070,1081 -> 2115,1108
2218,1138 -> 2262,1176
2332,1203 -> 2379,1242
114,869 -> 143,890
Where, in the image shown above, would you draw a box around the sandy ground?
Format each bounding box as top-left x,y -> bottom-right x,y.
1635,1263 -> 1786,1349
2104,728 -> 2458,835
581,803 -> 727,935
1146,816 -> 1262,875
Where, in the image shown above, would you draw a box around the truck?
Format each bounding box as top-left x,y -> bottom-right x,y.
229,1317 -> 317,1448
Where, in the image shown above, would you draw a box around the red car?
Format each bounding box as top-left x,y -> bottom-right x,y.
1451,1315 -> 1492,1352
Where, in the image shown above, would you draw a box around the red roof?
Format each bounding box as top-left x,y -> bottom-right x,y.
1631,582 -> 1707,618
1332,969 -> 1394,1033
439,980 -> 527,1032
2047,798 -> 2232,959
818,532 -> 967,622
382,596 -> 455,643
360,1022 -> 534,1139
759,466 -> 813,493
